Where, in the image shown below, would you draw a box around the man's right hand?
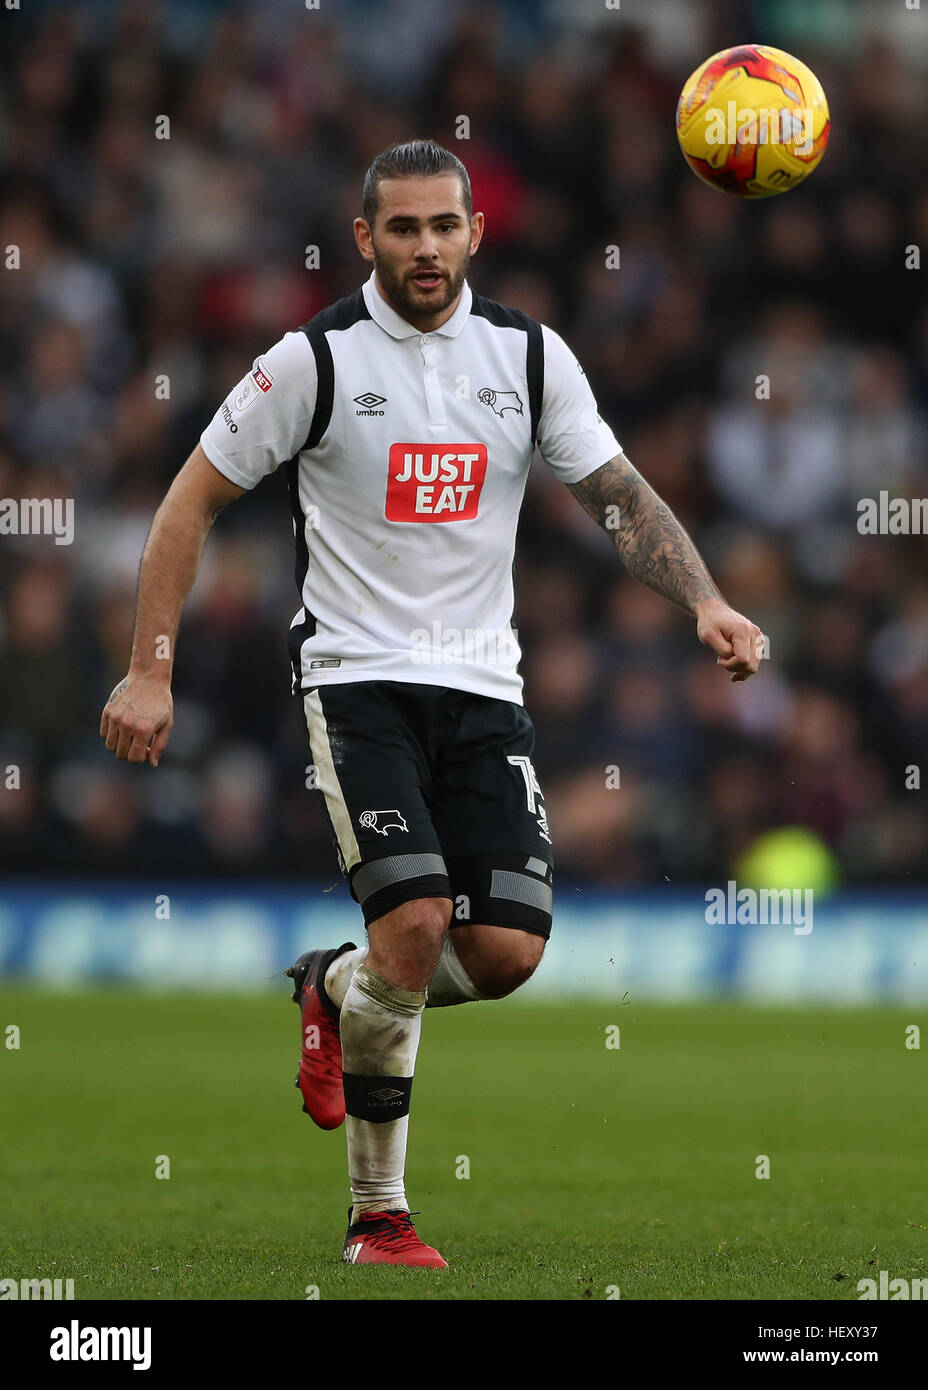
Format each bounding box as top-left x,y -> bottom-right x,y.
97,445 -> 244,768
100,673 -> 173,766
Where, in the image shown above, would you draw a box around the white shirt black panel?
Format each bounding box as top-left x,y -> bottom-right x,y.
200,271 -> 621,704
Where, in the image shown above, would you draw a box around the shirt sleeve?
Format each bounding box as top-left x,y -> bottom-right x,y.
199,331 -> 318,489
535,324 -> 621,484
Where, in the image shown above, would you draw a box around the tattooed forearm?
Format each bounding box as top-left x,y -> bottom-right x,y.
568,453 -> 724,614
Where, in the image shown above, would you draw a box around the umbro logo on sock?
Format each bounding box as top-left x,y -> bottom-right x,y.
368,1087 -> 404,1102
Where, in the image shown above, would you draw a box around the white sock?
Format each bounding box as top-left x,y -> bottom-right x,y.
326,938 -> 485,1011
324,946 -> 367,1010
339,963 -> 425,1219
425,933 -> 488,1007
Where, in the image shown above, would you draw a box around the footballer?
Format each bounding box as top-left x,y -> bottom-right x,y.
100,140 -> 763,1269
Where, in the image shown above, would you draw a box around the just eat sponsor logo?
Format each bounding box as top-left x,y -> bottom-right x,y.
386,444 -> 488,521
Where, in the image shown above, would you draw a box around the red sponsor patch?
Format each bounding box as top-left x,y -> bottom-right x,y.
253,365 -> 273,393
386,444 -> 487,522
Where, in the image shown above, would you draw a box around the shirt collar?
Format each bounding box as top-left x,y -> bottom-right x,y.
363,269 -> 472,339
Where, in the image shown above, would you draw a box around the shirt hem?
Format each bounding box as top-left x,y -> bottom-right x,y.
293,665 -> 524,706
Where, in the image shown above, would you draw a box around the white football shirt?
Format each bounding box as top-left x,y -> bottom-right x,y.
200,270 -> 620,704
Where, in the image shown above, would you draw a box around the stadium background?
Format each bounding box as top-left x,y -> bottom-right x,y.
0,0 -> 926,1002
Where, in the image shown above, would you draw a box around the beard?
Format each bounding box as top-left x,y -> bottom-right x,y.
372,245 -> 471,322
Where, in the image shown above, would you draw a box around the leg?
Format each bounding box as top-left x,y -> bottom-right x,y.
323,913 -> 546,1009
425,691 -> 555,1005
445,921 -> 546,998
423,849 -> 553,1007
338,896 -> 450,1228
366,895 -> 452,991
293,683 -> 451,1263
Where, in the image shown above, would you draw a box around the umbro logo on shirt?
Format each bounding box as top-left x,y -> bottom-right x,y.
354,392 -> 387,415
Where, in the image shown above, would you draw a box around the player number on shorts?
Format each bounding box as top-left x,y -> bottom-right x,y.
507,755 -> 543,814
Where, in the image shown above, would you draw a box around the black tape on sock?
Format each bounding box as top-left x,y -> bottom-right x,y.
343,1073 -> 413,1123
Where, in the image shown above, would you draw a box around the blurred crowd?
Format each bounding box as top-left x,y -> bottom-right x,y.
1,0 -> 926,888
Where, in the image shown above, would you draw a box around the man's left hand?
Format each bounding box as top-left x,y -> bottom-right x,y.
695,598 -> 765,683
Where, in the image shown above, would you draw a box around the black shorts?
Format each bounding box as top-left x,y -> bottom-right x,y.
301,681 -> 554,938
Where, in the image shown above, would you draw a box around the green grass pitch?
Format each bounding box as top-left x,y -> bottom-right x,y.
1,987 -> 925,1300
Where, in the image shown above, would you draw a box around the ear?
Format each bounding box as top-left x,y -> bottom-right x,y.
469,210 -> 485,256
354,217 -> 375,262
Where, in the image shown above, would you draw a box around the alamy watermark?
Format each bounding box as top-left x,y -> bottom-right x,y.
705,880 -> 813,935
857,492 -> 928,534
0,497 -> 74,545
704,102 -> 815,157
1,1276 -> 74,1299
410,621 -> 519,667
858,1271 -> 928,1300
49,1321 -> 151,1370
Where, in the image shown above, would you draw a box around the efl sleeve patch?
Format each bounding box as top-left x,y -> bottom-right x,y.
200,331 -> 318,489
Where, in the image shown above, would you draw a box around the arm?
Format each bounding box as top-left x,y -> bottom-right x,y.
100,444 -> 247,764
568,451 -> 763,682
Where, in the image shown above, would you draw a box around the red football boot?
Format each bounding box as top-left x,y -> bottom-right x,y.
286,943 -> 357,1131
342,1210 -> 448,1268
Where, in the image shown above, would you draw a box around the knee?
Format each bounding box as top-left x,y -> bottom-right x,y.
472,937 -> 545,999
396,896 -> 453,946
368,897 -> 452,981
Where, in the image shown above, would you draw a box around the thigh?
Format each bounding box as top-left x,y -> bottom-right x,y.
302,681 -> 453,927
431,691 -> 555,939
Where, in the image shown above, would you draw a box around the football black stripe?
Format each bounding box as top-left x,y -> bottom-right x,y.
468,292 -> 544,444
298,286 -> 372,448
287,288 -> 373,688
